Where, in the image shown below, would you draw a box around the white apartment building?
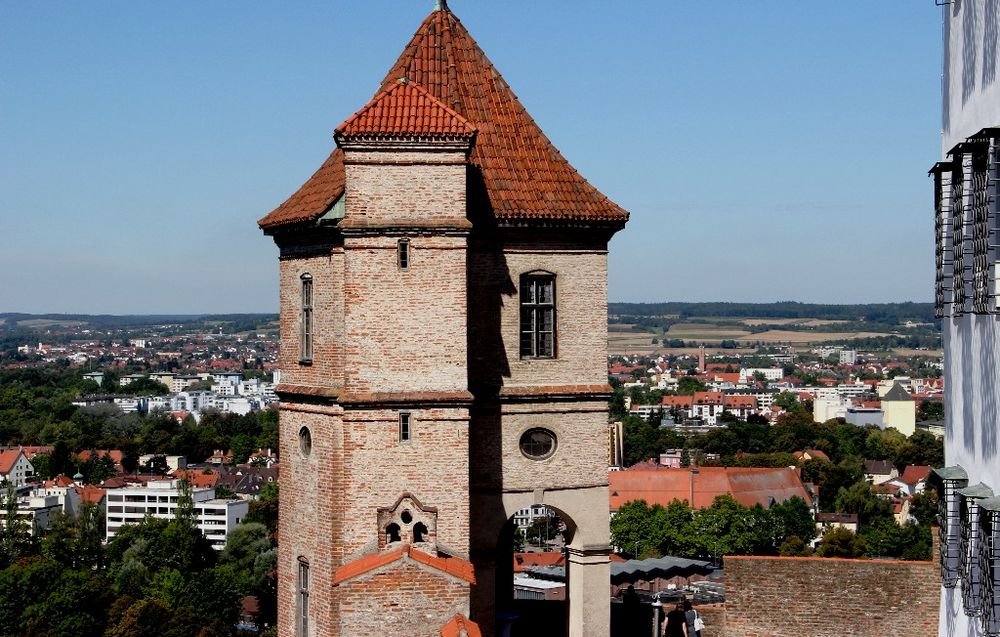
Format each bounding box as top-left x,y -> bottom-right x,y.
104,479 -> 249,550
739,367 -> 783,382
838,349 -> 858,365
930,3 -> 1000,636
0,492 -> 61,535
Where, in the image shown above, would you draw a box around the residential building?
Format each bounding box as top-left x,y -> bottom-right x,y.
881,383 -> 916,436
0,492 -> 61,535
0,450 -> 34,487
258,3 -> 628,635
839,350 -> 857,365
104,479 -> 248,550
863,460 -> 898,486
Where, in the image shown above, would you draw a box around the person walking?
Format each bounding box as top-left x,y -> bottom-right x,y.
683,599 -> 702,637
663,602 -> 688,637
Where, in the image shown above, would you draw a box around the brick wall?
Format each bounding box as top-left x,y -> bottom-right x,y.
340,407 -> 470,557
278,248 -> 344,390
723,555 -> 941,637
277,405 -> 344,637
336,560 -> 470,637
344,150 -> 467,223
342,234 -> 468,394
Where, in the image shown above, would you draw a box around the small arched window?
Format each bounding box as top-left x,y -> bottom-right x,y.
386,523 -> 401,544
519,272 -> 556,358
413,522 -> 428,543
300,273 -> 313,363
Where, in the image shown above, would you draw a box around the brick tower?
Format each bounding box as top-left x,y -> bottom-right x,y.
259,4 -> 628,636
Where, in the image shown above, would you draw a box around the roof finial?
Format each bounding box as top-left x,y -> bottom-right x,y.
434,0 -> 448,12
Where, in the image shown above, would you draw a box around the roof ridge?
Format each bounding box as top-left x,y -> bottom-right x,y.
335,78 -> 476,139
259,7 -> 628,230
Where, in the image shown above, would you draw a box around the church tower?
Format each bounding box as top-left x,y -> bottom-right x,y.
260,5 -> 628,636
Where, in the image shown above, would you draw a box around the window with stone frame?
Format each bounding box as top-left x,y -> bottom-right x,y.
960,485 -> 994,615
969,137 -> 998,314
519,272 -> 556,358
297,558 -> 310,637
300,274 -> 313,363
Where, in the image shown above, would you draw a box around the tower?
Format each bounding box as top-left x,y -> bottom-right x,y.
260,6 -> 628,636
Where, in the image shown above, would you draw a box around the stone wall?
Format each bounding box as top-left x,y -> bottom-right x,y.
723,555 -> 940,637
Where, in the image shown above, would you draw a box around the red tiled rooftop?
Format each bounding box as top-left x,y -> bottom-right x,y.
260,7 -> 627,230
899,464 -> 932,486
513,551 -> 564,573
0,450 -> 23,474
441,614 -> 482,637
609,466 -> 810,511
336,79 -> 476,140
333,545 -> 475,586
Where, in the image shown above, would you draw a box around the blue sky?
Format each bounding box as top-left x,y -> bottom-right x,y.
0,1 -> 943,313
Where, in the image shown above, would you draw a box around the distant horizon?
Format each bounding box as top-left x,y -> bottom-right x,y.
0,299 -> 936,318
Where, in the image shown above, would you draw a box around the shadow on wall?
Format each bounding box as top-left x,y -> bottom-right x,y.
961,321 -> 976,452
983,0 -> 998,87
979,318 -> 998,461
962,0 -> 979,104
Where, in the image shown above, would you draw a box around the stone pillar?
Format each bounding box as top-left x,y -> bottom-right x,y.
567,545 -> 611,637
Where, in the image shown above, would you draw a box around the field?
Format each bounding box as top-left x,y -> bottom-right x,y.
17,319 -> 87,328
608,317 -> 900,356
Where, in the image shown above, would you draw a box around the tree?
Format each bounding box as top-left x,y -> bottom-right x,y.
833,480 -> 892,526
676,377 -> 707,396
771,496 -> 817,545
815,527 -> 864,558
611,500 -> 663,558
778,536 -> 813,557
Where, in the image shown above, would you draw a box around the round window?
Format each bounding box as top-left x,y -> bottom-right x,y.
519,428 -> 557,460
299,426 -> 312,457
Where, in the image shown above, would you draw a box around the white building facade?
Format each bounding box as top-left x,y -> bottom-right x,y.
104,479 -> 248,550
932,2 -> 1000,636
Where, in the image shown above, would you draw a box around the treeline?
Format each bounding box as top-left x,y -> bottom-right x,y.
0,313 -> 278,333
609,301 -> 935,325
0,366 -> 278,469
611,495 -> 816,562
0,483 -> 279,636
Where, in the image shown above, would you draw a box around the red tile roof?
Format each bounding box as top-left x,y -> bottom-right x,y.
336,79 -> 476,140
76,485 -> 106,505
0,450 -> 24,475
899,464 -> 932,486
513,551 -> 564,573
333,546 -> 475,586
259,8 -> 627,230
440,614 -> 482,637
609,466 -> 810,511
173,469 -> 220,489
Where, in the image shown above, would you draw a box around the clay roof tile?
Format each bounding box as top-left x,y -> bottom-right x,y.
260,8 -> 626,230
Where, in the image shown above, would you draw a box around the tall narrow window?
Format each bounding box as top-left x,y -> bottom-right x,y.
300,274 -> 313,363
519,273 -> 556,358
297,559 -> 310,637
397,239 -> 410,269
399,412 -> 411,442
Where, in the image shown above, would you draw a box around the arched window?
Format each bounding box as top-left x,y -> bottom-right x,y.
386,523 -> 401,544
519,272 -> 555,358
413,522 -> 428,543
300,274 -> 313,363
